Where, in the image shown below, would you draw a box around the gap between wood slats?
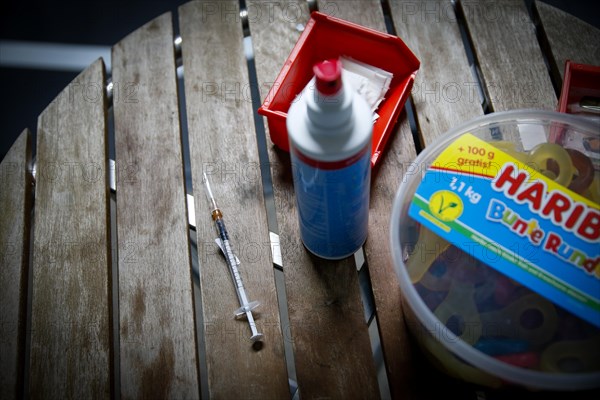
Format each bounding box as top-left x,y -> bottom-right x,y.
169,9 -> 211,400
456,0 -> 557,112
22,187 -> 35,400
445,0 -> 491,114
13,108 -> 38,400
239,0 -> 302,395
105,57 -> 121,400
379,0 -> 423,155
453,0 -> 497,113
0,129 -> 33,400
527,0 -> 600,98
526,0 -> 562,97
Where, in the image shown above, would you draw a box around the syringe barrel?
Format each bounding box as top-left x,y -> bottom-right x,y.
213,216 -> 246,302
213,216 -> 230,241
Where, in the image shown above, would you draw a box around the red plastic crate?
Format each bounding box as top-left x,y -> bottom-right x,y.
558,60 -> 600,115
552,60 -> 600,146
258,11 -> 420,167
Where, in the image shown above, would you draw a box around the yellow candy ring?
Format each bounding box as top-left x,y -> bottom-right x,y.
526,143 -> 574,187
540,337 -> 600,373
434,282 -> 482,345
407,225 -> 450,284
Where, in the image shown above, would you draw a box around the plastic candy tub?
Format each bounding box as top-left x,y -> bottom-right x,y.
390,110 -> 600,390
258,11 -> 419,167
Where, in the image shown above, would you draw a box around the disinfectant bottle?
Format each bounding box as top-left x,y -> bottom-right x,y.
287,59 -> 373,259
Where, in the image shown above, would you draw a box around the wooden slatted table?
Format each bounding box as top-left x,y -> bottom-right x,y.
1,1 -> 599,399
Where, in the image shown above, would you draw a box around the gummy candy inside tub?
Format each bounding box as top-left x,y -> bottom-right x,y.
390,110 -> 600,390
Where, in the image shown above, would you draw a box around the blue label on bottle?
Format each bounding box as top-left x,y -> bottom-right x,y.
291,146 -> 371,259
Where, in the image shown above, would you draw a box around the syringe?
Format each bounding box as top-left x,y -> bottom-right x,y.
202,172 -> 264,344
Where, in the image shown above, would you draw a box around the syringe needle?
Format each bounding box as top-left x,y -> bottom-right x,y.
202,173 -> 264,345
203,172 -> 218,212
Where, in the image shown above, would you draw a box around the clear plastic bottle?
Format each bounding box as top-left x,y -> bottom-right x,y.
287,59 -> 373,259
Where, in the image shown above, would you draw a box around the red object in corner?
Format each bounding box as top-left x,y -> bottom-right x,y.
558,61 -> 600,114
552,61 -> 600,143
258,11 -> 420,168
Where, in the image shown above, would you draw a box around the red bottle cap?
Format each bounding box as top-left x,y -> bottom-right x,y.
313,59 -> 342,95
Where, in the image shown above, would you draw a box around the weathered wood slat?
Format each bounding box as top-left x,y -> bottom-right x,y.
178,1 -> 289,398
459,0 -> 556,111
0,129 -> 32,400
384,2 -> 487,397
317,1 -> 427,398
29,59 -> 112,399
534,0 -> 600,85
320,1 -> 388,27
250,0 -> 312,105
390,0 -> 483,147
248,1 -> 380,397
366,123 -> 420,400
318,0 -> 385,33
111,13 -> 200,399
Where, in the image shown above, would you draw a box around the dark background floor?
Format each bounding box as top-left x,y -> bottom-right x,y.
1,0 -> 599,160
